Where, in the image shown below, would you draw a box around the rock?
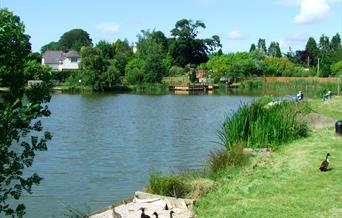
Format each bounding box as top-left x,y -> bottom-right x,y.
89,191 -> 196,218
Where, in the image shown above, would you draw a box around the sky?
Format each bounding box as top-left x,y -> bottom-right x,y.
1,0 -> 342,53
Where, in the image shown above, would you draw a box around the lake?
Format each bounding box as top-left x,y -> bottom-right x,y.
21,93 -> 255,217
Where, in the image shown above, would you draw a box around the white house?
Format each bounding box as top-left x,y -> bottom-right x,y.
42,51 -> 81,71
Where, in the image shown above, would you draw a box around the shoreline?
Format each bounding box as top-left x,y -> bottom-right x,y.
87,97 -> 341,218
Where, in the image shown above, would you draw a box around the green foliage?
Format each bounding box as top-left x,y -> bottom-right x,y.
305,37 -> 319,66
0,9 -> 52,217
190,70 -> 197,83
79,47 -> 120,90
27,52 -> 42,63
257,38 -> 267,53
148,174 -> 190,198
96,40 -> 115,59
221,99 -> 309,149
59,29 -> 92,51
208,142 -> 246,173
268,41 -> 282,57
112,39 -> 133,76
24,60 -> 52,81
169,66 -> 186,76
264,56 -> 303,76
331,60 -> 342,76
319,34 -> 330,52
205,52 -> 263,82
126,30 -> 168,83
51,70 -> 74,82
41,41 -> 60,53
169,19 -> 221,67
0,9 -> 31,96
249,43 -> 256,52
330,33 -> 341,51
125,58 -> 145,84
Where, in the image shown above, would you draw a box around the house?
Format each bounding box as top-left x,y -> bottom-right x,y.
196,69 -> 213,83
42,51 -> 80,71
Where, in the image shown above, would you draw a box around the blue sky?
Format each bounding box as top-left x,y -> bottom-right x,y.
2,0 -> 342,53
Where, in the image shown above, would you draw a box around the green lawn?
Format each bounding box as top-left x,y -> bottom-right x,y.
310,96 -> 342,120
194,98 -> 342,218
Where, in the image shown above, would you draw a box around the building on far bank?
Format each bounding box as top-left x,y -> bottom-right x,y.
42,51 -> 80,71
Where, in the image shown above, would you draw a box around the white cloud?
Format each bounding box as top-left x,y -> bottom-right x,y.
96,23 -> 120,34
278,0 -> 340,5
227,30 -> 247,40
294,0 -> 332,24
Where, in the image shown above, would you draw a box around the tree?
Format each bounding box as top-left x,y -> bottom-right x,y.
58,29 -> 92,51
41,41 -> 60,53
150,30 -> 169,53
79,47 -> 119,90
27,52 -> 42,63
331,60 -> 342,76
135,30 -> 168,83
330,33 -> 341,51
112,39 -> 133,76
264,57 -> 303,76
0,9 -> 52,217
96,40 -> 115,59
319,34 -> 330,52
169,19 -> 221,67
305,37 -> 319,66
257,38 -> 267,53
249,44 -> 256,52
125,58 -> 145,84
24,60 -> 52,81
268,41 -> 282,57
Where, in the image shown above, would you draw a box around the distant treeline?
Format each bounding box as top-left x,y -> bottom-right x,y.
38,19 -> 342,90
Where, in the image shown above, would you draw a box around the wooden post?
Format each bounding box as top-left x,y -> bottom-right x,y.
317,58 -> 320,77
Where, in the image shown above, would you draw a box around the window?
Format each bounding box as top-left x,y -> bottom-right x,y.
70,57 -> 78,62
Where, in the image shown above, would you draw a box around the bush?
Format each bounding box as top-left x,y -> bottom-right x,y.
51,70 -> 74,82
221,98 -> 309,149
208,142 -> 246,173
168,66 -> 186,76
331,60 -> 342,76
148,174 -> 190,198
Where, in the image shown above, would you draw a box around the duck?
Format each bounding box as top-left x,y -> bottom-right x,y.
152,212 -> 158,218
170,210 -> 175,218
140,208 -> 151,218
319,153 -> 330,172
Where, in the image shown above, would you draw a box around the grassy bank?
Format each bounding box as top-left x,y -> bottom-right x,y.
145,97 -> 341,217
239,80 -> 341,97
194,97 -> 342,217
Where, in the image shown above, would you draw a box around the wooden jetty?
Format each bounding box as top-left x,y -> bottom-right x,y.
169,85 -> 216,91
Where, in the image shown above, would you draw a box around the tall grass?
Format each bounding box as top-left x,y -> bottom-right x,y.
240,80 -> 341,97
147,173 -> 190,198
208,141 -> 246,173
220,98 -> 310,149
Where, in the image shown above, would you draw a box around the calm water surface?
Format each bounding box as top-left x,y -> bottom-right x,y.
21,93 -> 255,217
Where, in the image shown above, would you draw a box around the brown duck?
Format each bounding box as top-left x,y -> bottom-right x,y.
319,153 -> 330,172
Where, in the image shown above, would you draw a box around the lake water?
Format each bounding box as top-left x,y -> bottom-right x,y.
20,93 -> 255,218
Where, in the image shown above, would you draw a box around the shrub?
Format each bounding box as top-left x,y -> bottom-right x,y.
148,174 -> 190,198
208,142 -> 246,173
168,66 -> 186,76
331,60 -> 342,76
221,98 -> 309,149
